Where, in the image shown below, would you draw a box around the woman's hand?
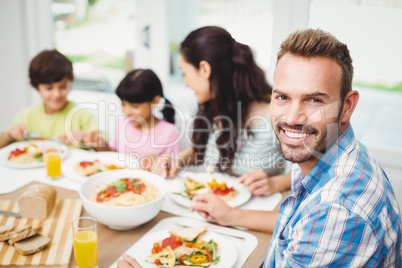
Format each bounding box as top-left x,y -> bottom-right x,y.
116,254 -> 142,268
8,124 -> 27,141
237,169 -> 278,196
141,154 -> 181,178
190,193 -> 236,226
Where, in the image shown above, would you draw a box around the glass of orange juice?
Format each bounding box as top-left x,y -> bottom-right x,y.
44,140 -> 62,179
71,216 -> 98,268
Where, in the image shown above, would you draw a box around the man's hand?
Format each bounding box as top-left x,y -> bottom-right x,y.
190,193 -> 236,226
237,169 -> 278,196
116,254 -> 142,268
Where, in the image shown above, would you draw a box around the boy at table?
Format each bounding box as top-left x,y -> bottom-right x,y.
0,49 -> 105,149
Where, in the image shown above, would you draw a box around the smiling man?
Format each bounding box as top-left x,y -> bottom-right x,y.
265,29 -> 402,267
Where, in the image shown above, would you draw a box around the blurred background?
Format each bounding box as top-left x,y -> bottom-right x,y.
1,0 -> 402,197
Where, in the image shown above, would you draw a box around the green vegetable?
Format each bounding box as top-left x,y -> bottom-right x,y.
110,179 -> 127,192
201,240 -> 220,264
34,153 -> 43,162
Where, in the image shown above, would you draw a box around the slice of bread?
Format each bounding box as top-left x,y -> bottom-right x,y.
0,225 -> 32,242
0,224 -> 14,235
8,226 -> 41,245
169,226 -> 207,242
14,234 -> 50,256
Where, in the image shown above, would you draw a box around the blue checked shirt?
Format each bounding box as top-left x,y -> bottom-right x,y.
264,125 -> 402,267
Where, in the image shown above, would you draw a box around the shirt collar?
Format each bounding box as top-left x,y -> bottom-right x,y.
298,124 -> 357,195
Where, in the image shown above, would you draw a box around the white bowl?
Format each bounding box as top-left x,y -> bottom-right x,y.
79,169 -> 167,230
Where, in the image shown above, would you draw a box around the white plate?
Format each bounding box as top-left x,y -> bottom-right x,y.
0,141 -> 69,169
62,151 -> 135,182
127,229 -> 237,268
169,172 -> 251,208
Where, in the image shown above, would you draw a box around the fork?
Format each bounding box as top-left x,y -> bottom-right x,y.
23,132 -> 42,140
173,222 -> 246,242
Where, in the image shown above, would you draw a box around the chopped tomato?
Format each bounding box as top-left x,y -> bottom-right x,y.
152,242 -> 162,254
185,242 -> 194,248
9,148 -> 27,159
126,183 -> 134,191
80,161 -> 94,168
204,248 -> 212,268
154,259 -> 161,265
212,186 -> 234,196
179,254 -> 189,265
161,234 -> 182,250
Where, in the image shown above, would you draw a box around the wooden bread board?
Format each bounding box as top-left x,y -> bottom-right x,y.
0,198 -> 82,267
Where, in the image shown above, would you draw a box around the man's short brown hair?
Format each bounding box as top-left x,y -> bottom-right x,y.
29,49 -> 74,88
277,29 -> 353,102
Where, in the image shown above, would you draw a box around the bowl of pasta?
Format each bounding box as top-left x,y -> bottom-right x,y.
79,169 -> 167,230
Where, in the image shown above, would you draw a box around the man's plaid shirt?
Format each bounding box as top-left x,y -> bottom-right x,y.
264,125 -> 402,267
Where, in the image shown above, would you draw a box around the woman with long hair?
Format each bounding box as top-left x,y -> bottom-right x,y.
144,26 -> 290,196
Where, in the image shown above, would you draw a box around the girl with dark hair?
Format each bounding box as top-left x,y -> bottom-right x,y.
144,26 -> 290,196
109,69 -> 180,158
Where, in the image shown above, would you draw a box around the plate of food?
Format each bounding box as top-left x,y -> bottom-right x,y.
169,172 -> 252,208
0,141 -> 69,168
125,225 -> 237,267
62,152 -> 129,182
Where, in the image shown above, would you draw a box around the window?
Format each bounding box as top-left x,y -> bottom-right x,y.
52,0 -> 136,92
309,0 -> 402,93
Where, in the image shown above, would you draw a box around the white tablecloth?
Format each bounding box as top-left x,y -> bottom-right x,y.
0,148 -> 282,213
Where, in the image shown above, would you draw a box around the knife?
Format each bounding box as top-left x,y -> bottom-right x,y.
0,210 -> 21,218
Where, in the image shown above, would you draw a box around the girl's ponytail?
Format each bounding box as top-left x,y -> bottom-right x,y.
161,97 -> 175,124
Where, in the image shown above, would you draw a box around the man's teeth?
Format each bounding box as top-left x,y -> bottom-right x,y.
285,130 -> 309,139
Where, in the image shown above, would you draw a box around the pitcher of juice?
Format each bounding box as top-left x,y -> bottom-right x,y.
44,140 -> 62,179
72,216 -> 98,268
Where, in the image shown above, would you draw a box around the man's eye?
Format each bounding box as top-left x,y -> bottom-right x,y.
310,98 -> 323,103
277,95 -> 288,101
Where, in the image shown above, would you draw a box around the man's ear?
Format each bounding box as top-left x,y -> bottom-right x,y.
199,60 -> 211,80
340,90 -> 359,123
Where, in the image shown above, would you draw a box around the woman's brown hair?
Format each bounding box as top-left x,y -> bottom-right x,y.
180,26 -> 272,171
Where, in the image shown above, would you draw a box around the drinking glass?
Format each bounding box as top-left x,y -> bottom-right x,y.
71,216 -> 98,268
44,140 -> 62,179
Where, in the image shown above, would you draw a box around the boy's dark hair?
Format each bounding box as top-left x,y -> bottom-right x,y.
29,49 -> 74,88
116,69 -> 175,124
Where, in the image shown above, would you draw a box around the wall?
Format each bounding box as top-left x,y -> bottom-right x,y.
0,0 -> 53,130
0,0 -> 31,130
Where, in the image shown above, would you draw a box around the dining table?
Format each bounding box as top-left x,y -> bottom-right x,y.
0,146 -> 287,268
